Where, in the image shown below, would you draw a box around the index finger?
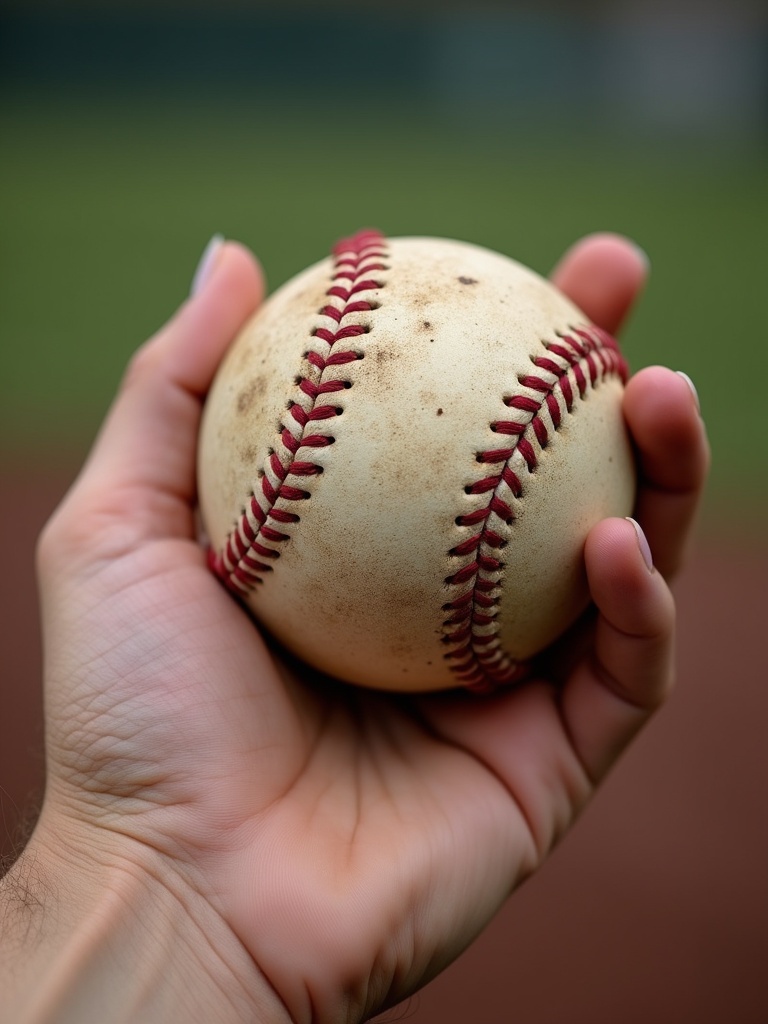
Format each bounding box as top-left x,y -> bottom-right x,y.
43,240 -> 264,560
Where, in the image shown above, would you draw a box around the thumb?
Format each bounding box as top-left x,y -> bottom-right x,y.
42,239 -> 264,565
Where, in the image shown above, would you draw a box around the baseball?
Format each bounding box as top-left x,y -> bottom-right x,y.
197,230 -> 636,693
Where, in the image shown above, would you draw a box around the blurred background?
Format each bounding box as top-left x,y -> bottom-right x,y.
1,1 -> 766,1021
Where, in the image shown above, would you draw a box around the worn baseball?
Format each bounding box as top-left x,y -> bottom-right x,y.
198,230 -> 635,693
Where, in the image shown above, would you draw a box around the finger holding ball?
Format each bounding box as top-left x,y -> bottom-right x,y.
197,230 -> 636,693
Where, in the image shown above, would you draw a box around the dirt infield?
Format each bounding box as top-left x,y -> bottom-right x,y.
2,466 -> 766,1024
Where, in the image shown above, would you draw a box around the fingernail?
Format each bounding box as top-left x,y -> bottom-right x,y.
625,517 -> 654,573
676,370 -> 701,414
190,234 -> 225,296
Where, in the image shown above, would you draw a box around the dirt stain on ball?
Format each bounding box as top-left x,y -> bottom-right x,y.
237,377 -> 267,414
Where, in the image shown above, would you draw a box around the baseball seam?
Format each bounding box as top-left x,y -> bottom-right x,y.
209,228 -> 388,594
442,325 -> 628,693
209,230 -> 628,695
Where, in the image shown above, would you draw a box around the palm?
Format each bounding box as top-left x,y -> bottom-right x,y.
45,513 -> 584,1011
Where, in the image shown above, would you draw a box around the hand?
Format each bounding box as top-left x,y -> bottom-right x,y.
5,234 -> 708,1024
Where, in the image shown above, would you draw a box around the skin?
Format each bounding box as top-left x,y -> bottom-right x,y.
0,234 -> 709,1024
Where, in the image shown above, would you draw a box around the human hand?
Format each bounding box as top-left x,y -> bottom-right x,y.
2,234 -> 708,1024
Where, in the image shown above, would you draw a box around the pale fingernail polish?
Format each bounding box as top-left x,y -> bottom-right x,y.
190,234 -> 225,296
676,370 -> 701,414
625,517 -> 654,573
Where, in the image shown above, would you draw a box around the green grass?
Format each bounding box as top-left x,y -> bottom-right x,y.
2,93 -> 767,521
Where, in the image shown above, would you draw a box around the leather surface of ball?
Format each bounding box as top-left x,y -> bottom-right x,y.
197,231 -> 636,692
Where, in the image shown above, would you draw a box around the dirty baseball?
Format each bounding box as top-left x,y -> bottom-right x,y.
197,230 -> 636,692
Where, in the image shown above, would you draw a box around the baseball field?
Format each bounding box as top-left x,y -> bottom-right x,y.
1,93 -> 766,1023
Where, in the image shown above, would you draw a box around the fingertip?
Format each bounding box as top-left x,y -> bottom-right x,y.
68,240 -> 268,536
559,231 -> 650,271
584,517 -> 671,636
675,370 -> 701,414
624,365 -> 710,493
551,232 -> 649,335
192,238 -> 265,312
152,239 -> 265,397
577,516 -> 675,719
625,364 -> 700,420
220,239 -> 266,297
625,516 -> 654,573
558,515 -> 677,782
190,234 -> 226,297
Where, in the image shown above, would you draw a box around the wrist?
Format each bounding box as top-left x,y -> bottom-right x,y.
1,805 -> 289,1024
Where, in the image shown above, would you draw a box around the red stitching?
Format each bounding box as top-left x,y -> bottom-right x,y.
211,232 -> 628,695
442,326 -> 628,694
210,229 -> 387,594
